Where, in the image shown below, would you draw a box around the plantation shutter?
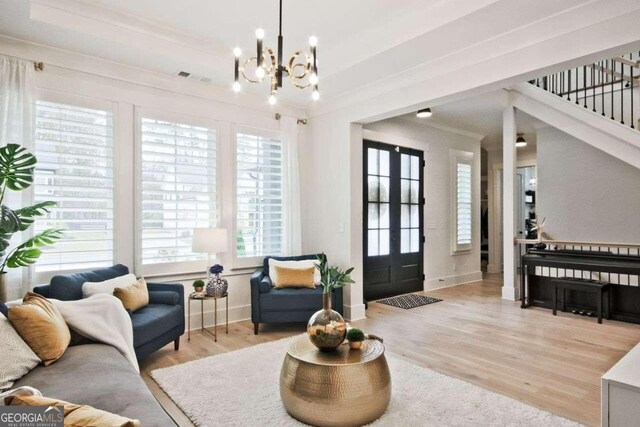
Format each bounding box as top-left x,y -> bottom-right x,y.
236,130 -> 284,259
34,100 -> 114,272
456,162 -> 472,247
140,117 -> 217,266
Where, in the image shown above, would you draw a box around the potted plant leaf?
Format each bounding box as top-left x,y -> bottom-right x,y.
346,328 -> 365,350
0,144 -> 63,302
307,253 -> 355,351
192,279 -> 205,293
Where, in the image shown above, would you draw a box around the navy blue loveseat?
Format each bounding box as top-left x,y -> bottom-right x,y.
33,264 -> 185,360
250,255 -> 343,335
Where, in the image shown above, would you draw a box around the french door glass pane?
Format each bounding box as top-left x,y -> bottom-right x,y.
401,229 -> 410,253
379,230 -> 390,255
401,205 -> 410,228
367,148 -> 378,175
411,205 -> 419,227
379,203 -> 389,228
401,154 -> 410,178
368,203 -> 379,228
411,156 -> 420,180
379,177 -> 390,202
401,179 -> 410,203
368,176 -> 379,201
379,151 -> 390,177
410,181 -> 419,203
368,230 -> 379,256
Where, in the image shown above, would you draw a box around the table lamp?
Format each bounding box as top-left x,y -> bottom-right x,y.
192,228 -> 228,279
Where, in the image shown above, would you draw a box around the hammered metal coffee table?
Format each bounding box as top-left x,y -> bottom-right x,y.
280,334 -> 391,427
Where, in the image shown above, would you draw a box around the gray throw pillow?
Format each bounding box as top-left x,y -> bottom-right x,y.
0,314 -> 40,390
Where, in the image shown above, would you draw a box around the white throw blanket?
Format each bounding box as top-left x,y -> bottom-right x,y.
52,294 -> 139,373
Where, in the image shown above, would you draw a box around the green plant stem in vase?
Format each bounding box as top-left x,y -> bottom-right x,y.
0,144 -> 62,302
307,253 -> 355,351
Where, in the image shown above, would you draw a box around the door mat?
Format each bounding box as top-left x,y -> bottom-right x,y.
377,294 -> 443,309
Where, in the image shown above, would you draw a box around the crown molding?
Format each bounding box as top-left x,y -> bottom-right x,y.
307,1 -> 640,122
0,34 -> 306,118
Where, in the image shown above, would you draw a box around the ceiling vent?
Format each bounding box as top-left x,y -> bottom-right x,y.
174,71 -> 212,84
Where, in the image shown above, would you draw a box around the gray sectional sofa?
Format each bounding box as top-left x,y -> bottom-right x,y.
14,343 -> 176,426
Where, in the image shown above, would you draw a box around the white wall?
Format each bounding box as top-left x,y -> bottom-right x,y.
0,41 -> 306,330
485,140 -> 538,273
363,118 -> 482,289
299,112 -> 362,318
537,126 -> 640,244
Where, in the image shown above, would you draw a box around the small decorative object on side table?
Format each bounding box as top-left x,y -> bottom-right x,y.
280,334 -> 391,426
307,253 -> 354,351
187,292 -> 229,342
346,328 -> 365,350
206,264 -> 228,297
192,279 -> 205,293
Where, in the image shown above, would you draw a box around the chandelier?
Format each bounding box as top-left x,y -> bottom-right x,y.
232,0 -> 319,105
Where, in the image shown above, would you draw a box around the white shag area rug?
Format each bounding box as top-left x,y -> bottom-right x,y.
151,337 -> 581,427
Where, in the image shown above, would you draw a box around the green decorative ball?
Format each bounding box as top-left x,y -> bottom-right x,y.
193,279 -> 205,287
346,328 -> 365,342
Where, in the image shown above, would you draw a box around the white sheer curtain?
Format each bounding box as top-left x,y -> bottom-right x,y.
0,55 -> 36,299
281,116 -> 302,256
0,55 -> 35,148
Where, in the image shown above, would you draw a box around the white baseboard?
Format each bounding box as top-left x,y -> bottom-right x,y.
345,303 -> 366,322
185,302 -> 366,331
186,303 -> 366,330
425,271 -> 483,291
185,303 -> 251,331
501,286 -> 521,301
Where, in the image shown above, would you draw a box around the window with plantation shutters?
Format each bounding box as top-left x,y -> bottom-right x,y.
34,100 -> 114,272
235,130 -> 284,260
139,116 -> 217,267
451,150 -> 473,253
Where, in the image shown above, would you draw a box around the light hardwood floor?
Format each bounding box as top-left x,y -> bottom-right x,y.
140,274 -> 640,426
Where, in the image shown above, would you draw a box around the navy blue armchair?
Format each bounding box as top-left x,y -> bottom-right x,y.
250,255 -> 343,335
33,264 -> 185,360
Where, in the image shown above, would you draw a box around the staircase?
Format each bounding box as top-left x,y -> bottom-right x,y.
529,51 -> 639,130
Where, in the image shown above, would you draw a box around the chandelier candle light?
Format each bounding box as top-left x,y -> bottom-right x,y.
232,0 -> 320,103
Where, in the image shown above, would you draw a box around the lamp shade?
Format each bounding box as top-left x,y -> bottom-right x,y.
192,228 -> 228,253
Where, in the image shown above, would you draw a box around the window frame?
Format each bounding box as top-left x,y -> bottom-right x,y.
31,90 -> 118,284
134,107 -> 221,277
450,149 -> 474,255
232,125 -> 285,269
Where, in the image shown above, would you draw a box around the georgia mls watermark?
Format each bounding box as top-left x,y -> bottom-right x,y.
0,406 -> 63,427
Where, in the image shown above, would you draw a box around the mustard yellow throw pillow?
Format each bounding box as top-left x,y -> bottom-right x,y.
8,292 -> 71,366
113,278 -> 149,312
273,266 -> 316,289
6,395 -> 140,427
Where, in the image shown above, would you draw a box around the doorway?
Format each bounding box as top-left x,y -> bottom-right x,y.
363,140 -> 424,301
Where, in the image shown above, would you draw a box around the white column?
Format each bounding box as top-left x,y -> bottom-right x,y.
502,105 -> 519,300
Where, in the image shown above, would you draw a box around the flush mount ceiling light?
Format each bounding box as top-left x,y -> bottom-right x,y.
232,0 -> 319,104
516,133 -> 527,148
416,108 -> 432,118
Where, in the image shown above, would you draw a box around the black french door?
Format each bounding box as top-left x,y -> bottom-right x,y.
363,140 -> 424,301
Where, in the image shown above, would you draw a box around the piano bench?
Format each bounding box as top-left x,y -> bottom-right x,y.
551,277 -> 611,324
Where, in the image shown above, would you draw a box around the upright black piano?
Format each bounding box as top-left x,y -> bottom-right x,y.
521,248 -> 640,323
